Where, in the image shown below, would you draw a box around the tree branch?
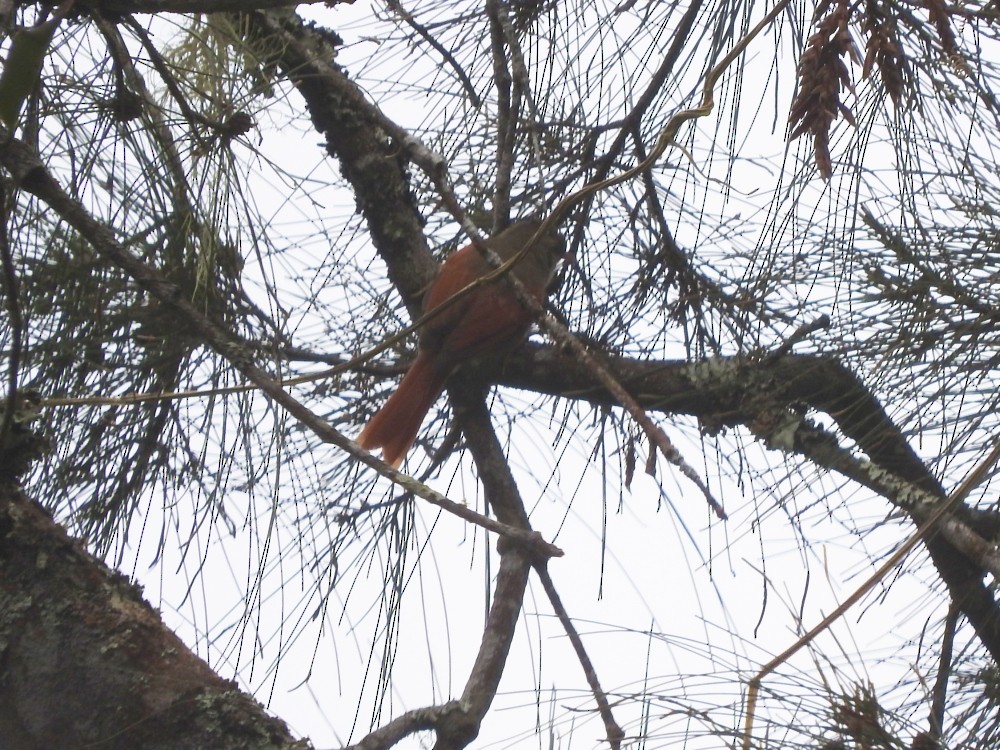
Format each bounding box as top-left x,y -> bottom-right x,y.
0,178 -> 22,450
0,483 -> 305,749
497,344 -> 1000,664
535,563 -> 625,749
241,9 -> 437,318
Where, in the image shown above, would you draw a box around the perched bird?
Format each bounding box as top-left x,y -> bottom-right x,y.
359,218 -> 565,467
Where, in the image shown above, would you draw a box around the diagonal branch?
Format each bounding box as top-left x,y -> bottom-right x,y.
241,9 -> 437,318
535,562 -> 625,749
0,179 -> 22,449
0,482 -> 302,748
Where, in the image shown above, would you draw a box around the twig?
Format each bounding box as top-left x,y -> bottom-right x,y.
486,0 -> 515,225
928,602 -> 958,740
488,0 -> 545,186
535,562 -> 625,750
546,0 -> 794,226
119,17 -> 215,144
385,0 -> 482,109
762,314 -> 831,361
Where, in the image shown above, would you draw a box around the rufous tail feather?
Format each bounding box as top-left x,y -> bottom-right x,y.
358,353 -> 447,468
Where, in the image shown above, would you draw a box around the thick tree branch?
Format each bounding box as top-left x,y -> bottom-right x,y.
0,179 -> 22,451
442,384 -> 561,747
242,9 -> 438,318
450,382 -> 627,749
498,344 -> 1000,663
0,483 -> 306,749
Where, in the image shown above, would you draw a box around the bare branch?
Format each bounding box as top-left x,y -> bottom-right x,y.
497,345 -> 1000,662
928,603 -> 960,740
536,563 -> 625,750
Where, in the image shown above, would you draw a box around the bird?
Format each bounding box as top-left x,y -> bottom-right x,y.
358,218 -> 565,468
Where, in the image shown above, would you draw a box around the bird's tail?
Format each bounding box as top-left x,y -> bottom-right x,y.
358,353 -> 447,468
